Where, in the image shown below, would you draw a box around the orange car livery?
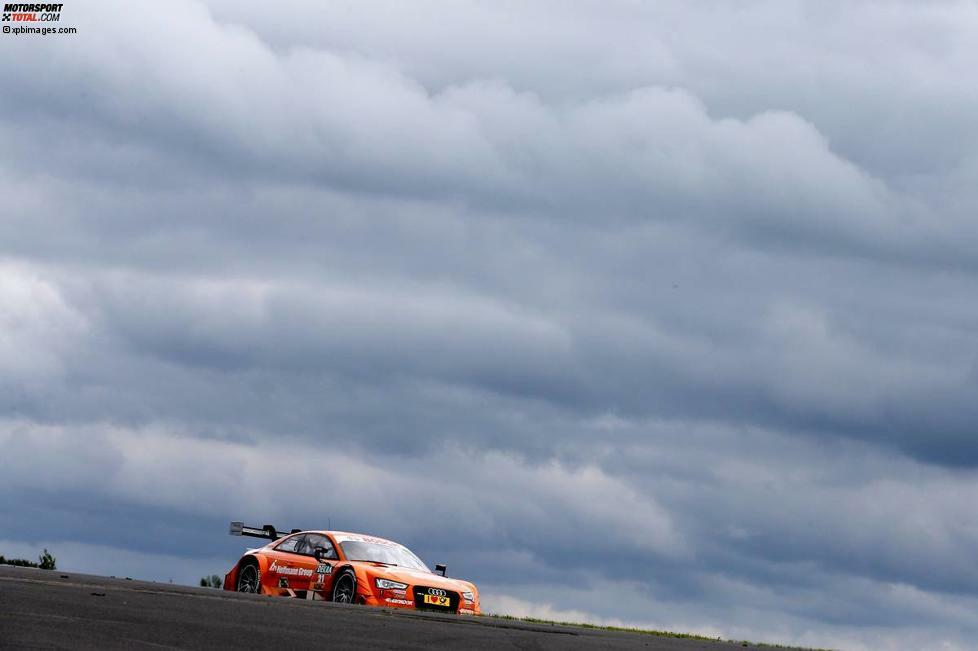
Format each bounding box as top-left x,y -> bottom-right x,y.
223,521 -> 480,615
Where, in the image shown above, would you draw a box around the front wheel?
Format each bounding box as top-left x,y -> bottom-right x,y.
236,562 -> 260,593
332,571 -> 357,604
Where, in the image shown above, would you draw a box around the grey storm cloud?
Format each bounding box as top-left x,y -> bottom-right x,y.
2,1 -> 978,649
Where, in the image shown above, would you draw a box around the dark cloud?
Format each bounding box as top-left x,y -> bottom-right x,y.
2,1 -> 978,649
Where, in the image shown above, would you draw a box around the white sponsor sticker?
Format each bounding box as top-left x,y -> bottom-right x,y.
269,560 -> 314,577
333,534 -> 398,546
385,598 -> 413,605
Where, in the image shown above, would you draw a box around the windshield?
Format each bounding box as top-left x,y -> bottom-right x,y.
339,541 -> 429,571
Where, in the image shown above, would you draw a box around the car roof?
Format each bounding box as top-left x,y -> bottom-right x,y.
302,530 -> 400,545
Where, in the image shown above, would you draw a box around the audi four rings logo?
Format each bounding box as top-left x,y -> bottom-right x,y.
427,588 -> 447,597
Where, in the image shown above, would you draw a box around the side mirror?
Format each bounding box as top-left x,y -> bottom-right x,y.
435,563 -> 447,577
314,547 -> 331,562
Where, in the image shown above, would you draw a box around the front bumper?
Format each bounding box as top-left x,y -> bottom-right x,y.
362,582 -> 480,614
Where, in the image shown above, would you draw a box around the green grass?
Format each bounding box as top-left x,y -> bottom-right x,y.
484,613 -> 835,651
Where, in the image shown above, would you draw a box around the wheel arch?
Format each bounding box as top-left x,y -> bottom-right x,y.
244,552 -> 267,568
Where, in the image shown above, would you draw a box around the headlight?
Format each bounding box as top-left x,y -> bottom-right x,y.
461,591 -> 475,602
375,579 -> 408,590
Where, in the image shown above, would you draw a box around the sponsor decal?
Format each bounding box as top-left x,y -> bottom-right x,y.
384,598 -> 413,605
459,608 -> 475,615
386,589 -> 407,597
333,533 -> 398,546
422,594 -> 450,606
316,563 -> 333,575
269,560 -> 314,578
422,587 -> 450,606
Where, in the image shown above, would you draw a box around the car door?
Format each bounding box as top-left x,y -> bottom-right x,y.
295,533 -> 339,599
264,534 -> 314,595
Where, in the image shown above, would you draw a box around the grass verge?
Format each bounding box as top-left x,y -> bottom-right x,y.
485,613 -> 834,651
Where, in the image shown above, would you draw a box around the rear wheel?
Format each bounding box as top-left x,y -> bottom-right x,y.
236,562 -> 260,593
332,571 -> 357,604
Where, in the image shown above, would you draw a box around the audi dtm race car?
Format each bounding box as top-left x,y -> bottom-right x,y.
223,522 -> 480,615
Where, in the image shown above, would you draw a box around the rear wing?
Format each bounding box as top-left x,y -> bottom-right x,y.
229,521 -> 302,541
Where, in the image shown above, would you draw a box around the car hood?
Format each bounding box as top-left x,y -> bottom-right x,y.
352,562 -> 474,591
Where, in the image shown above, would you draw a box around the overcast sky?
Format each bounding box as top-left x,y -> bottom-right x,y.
2,1 -> 978,649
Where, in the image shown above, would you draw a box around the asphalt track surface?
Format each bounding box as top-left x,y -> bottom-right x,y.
0,566 -> 800,650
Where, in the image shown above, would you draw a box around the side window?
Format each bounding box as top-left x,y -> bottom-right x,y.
294,536 -> 313,555
274,535 -> 303,554
304,534 -> 337,559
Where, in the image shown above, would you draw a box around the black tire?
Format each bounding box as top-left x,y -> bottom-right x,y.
236,561 -> 260,593
331,570 -> 357,604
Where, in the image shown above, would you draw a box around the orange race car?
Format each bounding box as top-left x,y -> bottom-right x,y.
223,521 -> 480,615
